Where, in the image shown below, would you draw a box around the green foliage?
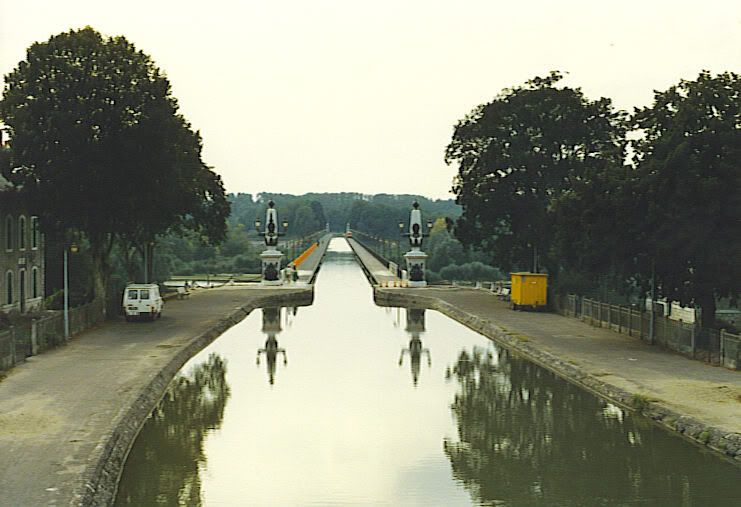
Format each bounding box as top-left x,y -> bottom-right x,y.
628,71 -> 741,327
438,262 -> 505,282
446,71 -> 627,274
1,27 -> 229,299
426,231 -> 466,272
629,393 -> 651,412
229,192 -> 460,237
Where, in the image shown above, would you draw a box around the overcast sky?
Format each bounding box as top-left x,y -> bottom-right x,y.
1,1 -> 740,199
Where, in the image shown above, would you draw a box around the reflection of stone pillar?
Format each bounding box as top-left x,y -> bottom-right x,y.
404,250 -> 428,287
260,249 -> 283,285
262,307 -> 282,334
405,308 -> 426,335
258,308 -> 286,385
401,308 -> 430,386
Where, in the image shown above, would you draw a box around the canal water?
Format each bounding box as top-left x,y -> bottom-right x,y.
115,239 -> 740,506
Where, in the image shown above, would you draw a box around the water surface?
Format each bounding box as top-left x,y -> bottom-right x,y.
116,239 -> 740,506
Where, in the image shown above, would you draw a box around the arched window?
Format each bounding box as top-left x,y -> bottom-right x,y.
18,215 -> 26,250
32,267 -> 39,299
5,271 -> 13,305
4,215 -> 11,251
31,217 -> 40,250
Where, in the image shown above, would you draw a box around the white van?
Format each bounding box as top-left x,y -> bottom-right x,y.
123,283 -> 163,321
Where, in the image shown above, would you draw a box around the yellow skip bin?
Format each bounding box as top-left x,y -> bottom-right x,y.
510,272 -> 548,311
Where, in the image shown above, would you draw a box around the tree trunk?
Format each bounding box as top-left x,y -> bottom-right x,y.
90,235 -> 114,318
697,291 -> 717,330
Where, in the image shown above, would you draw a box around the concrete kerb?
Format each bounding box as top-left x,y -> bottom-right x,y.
73,288 -> 314,506
374,288 -> 741,466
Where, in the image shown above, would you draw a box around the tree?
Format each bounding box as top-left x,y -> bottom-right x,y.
445,72 -> 627,276
1,27 -> 229,300
630,71 -> 741,327
550,164 -> 641,298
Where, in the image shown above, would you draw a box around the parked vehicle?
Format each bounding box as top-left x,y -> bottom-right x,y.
123,283 -> 163,321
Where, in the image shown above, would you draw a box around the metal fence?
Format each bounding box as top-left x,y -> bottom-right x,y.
0,298 -> 106,372
554,294 -> 740,370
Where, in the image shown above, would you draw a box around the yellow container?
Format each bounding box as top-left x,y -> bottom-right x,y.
510,272 -> 548,310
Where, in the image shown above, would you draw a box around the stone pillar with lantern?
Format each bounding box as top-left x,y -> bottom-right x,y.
254,200 -> 288,285
399,201 -> 432,287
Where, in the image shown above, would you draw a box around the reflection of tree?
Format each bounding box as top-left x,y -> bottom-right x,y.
444,347 -> 741,505
115,354 -> 230,506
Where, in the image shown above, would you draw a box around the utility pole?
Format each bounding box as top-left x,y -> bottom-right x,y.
649,259 -> 656,345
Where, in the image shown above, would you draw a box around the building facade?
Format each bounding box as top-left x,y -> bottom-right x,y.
0,176 -> 45,313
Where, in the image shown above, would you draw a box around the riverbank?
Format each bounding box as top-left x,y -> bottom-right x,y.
375,287 -> 741,464
0,285 -> 312,506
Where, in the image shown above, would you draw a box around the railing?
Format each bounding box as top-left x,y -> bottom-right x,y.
554,294 -> 740,371
348,230 -> 404,278
0,298 -> 106,372
285,229 -> 328,263
349,230 -> 404,268
721,329 -> 741,370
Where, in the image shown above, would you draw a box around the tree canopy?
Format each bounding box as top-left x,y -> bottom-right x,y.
629,71 -> 741,325
1,27 -> 229,298
446,71 -> 627,274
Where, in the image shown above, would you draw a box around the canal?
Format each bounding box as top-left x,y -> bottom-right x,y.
115,239 -> 740,506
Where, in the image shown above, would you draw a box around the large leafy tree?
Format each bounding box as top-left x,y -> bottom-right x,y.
630,71 -> 741,327
445,72 -> 627,275
1,27 -> 229,299
549,164 -> 641,296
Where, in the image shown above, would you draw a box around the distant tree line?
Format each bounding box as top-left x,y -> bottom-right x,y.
446,71 -> 741,328
229,192 -> 461,237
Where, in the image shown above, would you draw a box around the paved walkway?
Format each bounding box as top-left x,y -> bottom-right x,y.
378,287 -> 741,442
0,286 -> 311,506
346,237 -> 400,285
294,233 -> 333,283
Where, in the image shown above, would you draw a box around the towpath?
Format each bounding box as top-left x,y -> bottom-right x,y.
0,285 -> 312,506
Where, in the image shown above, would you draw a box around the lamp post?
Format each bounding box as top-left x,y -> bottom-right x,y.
63,242 -> 78,339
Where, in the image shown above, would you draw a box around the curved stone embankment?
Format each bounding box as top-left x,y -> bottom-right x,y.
75,289 -> 314,506
374,289 -> 741,465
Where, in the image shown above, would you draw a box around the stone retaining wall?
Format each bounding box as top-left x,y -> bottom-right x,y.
374,289 -> 741,465
74,289 -> 314,506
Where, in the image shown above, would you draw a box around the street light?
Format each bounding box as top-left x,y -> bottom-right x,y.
63,242 -> 78,339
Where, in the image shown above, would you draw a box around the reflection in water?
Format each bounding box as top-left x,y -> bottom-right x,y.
444,347 -> 741,505
114,354 -> 230,507
399,308 -> 431,386
256,307 -> 287,385
116,240 -> 741,506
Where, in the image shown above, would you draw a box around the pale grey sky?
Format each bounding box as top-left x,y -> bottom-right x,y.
1,1 -> 740,199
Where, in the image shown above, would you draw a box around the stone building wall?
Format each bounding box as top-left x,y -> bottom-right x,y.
0,186 -> 45,314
